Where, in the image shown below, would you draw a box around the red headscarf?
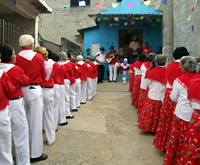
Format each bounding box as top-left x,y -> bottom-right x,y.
144,61 -> 151,69
177,72 -> 199,89
188,75 -> 200,104
166,61 -> 183,86
148,66 -> 166,85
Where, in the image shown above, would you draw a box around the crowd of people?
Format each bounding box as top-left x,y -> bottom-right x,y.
0,34 -> 100,164
129,47 -> 200,164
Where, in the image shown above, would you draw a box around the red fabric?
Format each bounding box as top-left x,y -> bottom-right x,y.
0,71 -> 16,110
40,63 -> 54,88
132,75 -> 142,106
144,61 -> 151,69
77,63 -> 88,81
58,64 -> 65,85
52,62 -> 63,84
105,51 -> 121,64
148,66 -> 166,85
6,65 -> 30,99
63,62 -> 75,85
75,65 -> 82,79
68,62 -> 76,85
166,61 -> 183,86
145,68 -> 151,79
137,88 -> 148,115
188,75 -> 200,104
153,88 -> 176,152
180,110 -> 200,165
142,47 -> 152,57
87,64 -> 95,78
90,62 -> 98,78
129,73 -> 134,92
138,98 -> 162,132
177,72 -> 199,89
163,116 -> 189,165
133,61 -> 145,70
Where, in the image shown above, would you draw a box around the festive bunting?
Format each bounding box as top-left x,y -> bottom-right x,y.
114,17 -> 119,22
112,3 -> 118,8
128,3 -> 135,8
87,15 -> 92,18
191,25 -> 194,31
140,16 -> 144,20
187,15 -> 191,22
190,5 -> 194,12
146,18 -> 151,21
106,19 -> 111,22
96,4 -> 102,9
97,17 -> 101,22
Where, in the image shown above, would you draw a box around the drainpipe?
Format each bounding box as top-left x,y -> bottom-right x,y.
35,14 -> 39,47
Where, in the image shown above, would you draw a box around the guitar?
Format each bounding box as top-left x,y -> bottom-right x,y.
106,51 -> 119,64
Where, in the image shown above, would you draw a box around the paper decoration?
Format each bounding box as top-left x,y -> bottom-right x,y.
144,1 -> 151,6
124,22 -> 128,26
136,17 -> 139,20
128,3 -> 135,7
140,16 -> 144,20
96,4 -> 102,9
146,18 -> 151,21
114,17 -> 119,22
161,0 -> 167,4
97,17 -> 101,22
112,3 -> 118,8
87,15 -> 92,18
187,15 -> 191,22
191,25 -> 194,31
190,5 -> 194,12
63,5 -> 70,8
131,20 -> 136,24
79,1 -> 86,7
106,19 -> 111,22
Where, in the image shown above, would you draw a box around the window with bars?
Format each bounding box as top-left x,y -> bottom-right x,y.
71,0 -> 90,7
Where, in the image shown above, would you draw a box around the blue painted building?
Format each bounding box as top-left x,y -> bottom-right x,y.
80,0 -> 163,80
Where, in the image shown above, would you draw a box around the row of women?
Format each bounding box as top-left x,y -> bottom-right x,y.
129,48 -> 200,165
0,34 -> 98,165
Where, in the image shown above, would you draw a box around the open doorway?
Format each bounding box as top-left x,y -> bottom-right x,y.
118,29 -> 143,60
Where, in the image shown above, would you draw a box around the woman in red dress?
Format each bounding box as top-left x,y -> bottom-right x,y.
164,57 -> 198,165
179,75 -> 200,165
138,55 -> 166,132
129,63 -> 134,92
137,53 -> 155,115
131,54 -> 146,107
153,47 -> 189,152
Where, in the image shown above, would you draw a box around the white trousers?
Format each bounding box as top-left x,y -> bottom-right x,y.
64,80 -> 72,116
0,106 -> 13,165
87,78 -> 93,100
22,85 -> 43,158
70,83 -> 77,110
109,64 -> 117,81
92,78 -> 97,98
42,88 -> 55,145
81,81 -> 87,103
58,85 -> 67,124
75,79 -> 81,108
9,98 -> 30,165
53,84 -> 60,131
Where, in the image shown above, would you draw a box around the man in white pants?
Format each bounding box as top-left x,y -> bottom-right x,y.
105,46 -> 121,82
16,35 -> 48,162
0,71 -> 16,165
77,55 -> 88,104
0,44 -> 31,165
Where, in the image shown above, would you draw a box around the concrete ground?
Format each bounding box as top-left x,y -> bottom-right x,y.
35,82 -> 165,165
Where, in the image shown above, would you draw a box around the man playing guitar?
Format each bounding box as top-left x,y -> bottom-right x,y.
105,46 -> 121,82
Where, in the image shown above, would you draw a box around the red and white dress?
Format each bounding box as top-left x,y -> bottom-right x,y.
129,64 -> 134,92
179,75 -> 200,165
164,72 -> 199,165
153,61 -> 183,151
138,66 -> 166,132
137,61 -> 151,115
131,61 -> 145,107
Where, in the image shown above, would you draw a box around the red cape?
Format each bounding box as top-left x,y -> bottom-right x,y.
188,75 -> 200,104
148,66 -> 166,85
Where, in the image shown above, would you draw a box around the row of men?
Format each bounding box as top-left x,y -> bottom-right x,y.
129,48 -> 200,164
0,34 -> 99,165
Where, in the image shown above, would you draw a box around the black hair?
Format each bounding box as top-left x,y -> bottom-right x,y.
86,48 -> 91,52
138,54 -> 146,62
150,59 -> 156,69
0,44 -> 13,62
173,47 -> 189,60
147,53 -> 155,62
46,49 -> 54,60
53,53 -> 59,62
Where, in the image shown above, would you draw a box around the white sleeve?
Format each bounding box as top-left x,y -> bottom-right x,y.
146,79 -> 152,87
170,80 -> 180,102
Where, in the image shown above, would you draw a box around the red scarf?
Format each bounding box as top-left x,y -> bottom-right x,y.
133,61 -> 145,69
188,75 -> 200,104
166,62 -> 183,86
177,72 -> 199,89
144,61 -> 151,69
148,66 -> 166,85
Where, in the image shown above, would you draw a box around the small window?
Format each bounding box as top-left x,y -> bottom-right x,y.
71,0 -> 90,7
117,0 -> 122,2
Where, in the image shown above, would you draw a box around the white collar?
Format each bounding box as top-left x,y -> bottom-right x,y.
78,61 -> 84,65
18,50 -> 36,61
0,63 -> 15,72
0,70 -> 3,78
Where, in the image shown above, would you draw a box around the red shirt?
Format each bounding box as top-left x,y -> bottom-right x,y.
16,49 -> 46,84
90,62 -> 98,78
75,65 -> 81,79
40,61 -> 54,87
77,61 -> 88,81
0,63 -> 30,99
0,71 -> 16,110
87,64 -> 95,78
58,64 -> 65,85
68,62 -> 76,85
142,47 -> 152,57
63,62 -> 75,85
52,62 -> 62,84
105,51 -> 121,65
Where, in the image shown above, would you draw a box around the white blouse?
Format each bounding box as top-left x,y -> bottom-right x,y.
140,64 -> 148,90
134,67 -> 142,76
190,101 -> 200,110
170,79 -> 193,122
147,80 -> 166,101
